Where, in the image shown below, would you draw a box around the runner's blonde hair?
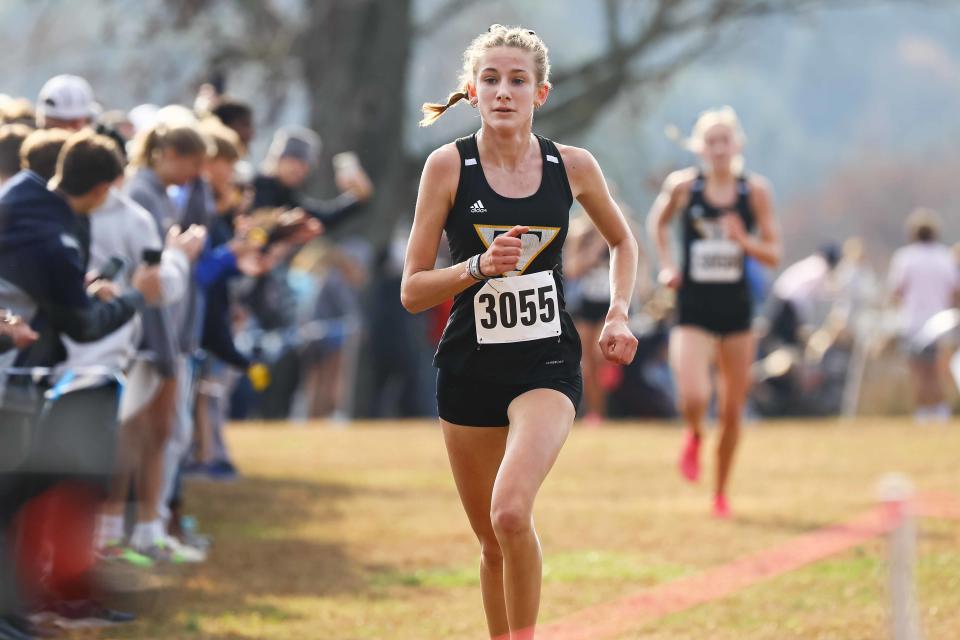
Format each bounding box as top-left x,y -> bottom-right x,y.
420,24 -> 550,127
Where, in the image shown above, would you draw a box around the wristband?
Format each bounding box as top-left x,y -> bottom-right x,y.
467,254 -> 489,281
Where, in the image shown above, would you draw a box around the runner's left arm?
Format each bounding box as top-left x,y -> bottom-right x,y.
561,145 -> 639,365
738,176 -> 781,268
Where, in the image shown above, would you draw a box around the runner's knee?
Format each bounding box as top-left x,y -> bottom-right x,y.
490,501 -> 532,538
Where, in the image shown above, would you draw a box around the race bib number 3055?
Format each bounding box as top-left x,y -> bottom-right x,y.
690,239 -> 743,283
474,271 -> 561,344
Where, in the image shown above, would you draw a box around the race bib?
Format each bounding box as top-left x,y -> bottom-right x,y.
474,270 -> 562,344
690,239 -> 743,283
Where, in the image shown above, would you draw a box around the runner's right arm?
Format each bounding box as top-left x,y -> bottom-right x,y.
646,169 -> 694,289
401,144 -> 523,314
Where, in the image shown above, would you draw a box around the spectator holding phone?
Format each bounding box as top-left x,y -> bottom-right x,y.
115,120 -> 211,562
0,131 -> 162,367
0,130 -> 163,630
70,184 -> 205,566
254,126 -> 373,227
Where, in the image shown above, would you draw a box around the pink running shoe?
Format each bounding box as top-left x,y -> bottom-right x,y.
713,494 -> 731,519
584,412 -> 604,429
678,431 -> 701,483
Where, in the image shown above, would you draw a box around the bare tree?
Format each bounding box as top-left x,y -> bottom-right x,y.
158,0 -> 889,246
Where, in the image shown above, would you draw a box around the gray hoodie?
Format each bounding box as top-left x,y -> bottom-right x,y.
124,168 -> 188,376
62,188 -> 189,374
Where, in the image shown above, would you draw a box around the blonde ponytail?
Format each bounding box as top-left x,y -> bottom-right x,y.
419,88 -> 469,127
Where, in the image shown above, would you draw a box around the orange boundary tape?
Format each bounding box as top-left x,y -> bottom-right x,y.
516,492 -> 960,640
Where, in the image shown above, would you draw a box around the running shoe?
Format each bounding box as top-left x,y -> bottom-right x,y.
136,535 -> 207,564
207,460 -> 239,481
713,494 -> 731,519
678,431 -> 701,483
583,412 -> 604,429
0,614 -> 56,640
176,516 -> 213,552
97,542 -> 154,568
0,617 -> 33,640
183,460 -> 239,482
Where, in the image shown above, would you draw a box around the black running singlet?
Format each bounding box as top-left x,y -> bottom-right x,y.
433,133 -> 582,383
677,172 -> 755,313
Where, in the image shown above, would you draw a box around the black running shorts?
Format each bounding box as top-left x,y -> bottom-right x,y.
572,300 -> 608,323
436,368 -> 583,427
676,296 -> 752,337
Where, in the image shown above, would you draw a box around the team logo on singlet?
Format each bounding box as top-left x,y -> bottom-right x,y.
690,218 -> 742,283
470,200 -> 487,213
474,224 -> 560,275
693,218 -> 725,240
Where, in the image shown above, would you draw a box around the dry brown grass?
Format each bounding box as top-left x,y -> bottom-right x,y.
100,418 -> 960,639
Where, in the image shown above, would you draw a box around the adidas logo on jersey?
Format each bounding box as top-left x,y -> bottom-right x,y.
470,200 -> 487,213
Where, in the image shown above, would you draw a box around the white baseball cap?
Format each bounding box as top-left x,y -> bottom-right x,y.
37,74 -> 100,121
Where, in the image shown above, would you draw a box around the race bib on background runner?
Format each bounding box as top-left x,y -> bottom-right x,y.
474,271 -> 561,344
690,239 -> 743,283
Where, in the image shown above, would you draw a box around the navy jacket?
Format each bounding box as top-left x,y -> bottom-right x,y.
0,171 -> 143,367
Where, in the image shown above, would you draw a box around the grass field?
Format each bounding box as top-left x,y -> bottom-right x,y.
102,418 -> 960,640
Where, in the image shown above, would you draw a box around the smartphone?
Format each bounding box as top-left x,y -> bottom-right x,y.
332,151 -> 360,174
95,256 -> 127,282
142,248 -> 162,266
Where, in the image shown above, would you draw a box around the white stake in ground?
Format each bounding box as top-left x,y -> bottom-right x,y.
877,473 -> 922,640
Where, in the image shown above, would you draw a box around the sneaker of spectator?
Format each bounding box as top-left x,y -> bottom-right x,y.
0,622 -> 28,640
183,459 -> 238,482
96,542 -> 155,569
29,600 -> 135,631
173,514 -> 213,551
134,533 -> 207,565
0,612 -> 60,640
208,459 -> 239,481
